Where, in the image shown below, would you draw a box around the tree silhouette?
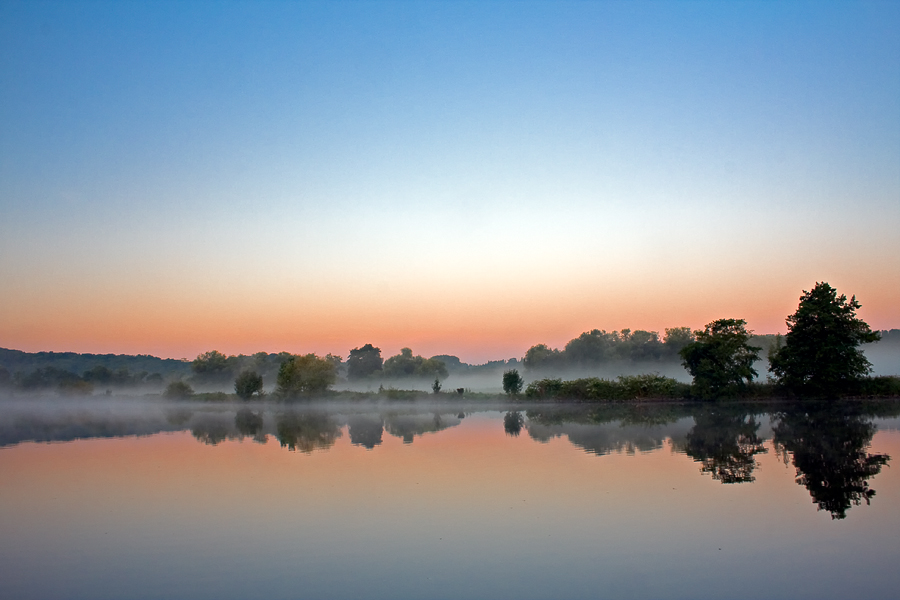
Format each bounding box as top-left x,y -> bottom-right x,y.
683,408 -> 767,483
774,404 -> 889,519
679,318 -> 760,398
347,344 -> 383,380
770,282 -> 880,396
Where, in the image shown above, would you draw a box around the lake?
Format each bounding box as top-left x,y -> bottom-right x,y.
1,397 -> 899,599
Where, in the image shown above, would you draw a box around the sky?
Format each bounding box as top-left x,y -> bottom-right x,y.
1,0 -> 898,363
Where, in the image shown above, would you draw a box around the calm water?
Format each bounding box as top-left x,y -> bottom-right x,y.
1,398 -> 899,600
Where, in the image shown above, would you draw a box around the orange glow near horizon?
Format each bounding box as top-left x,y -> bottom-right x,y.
1,270 -> 897,362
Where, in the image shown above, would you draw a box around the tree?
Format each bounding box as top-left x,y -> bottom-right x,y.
276,354 -> 336,397
432,377 -> 442,394
769,282 -> 880,396
234,370 -> 264,399
347,344 -> 383,379
679,318 -> 761,399
502,369 -> 524,395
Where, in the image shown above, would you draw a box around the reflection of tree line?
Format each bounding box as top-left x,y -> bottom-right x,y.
2,401 -> 895,519
186,409 -> 464,452
523,402 -> 896,519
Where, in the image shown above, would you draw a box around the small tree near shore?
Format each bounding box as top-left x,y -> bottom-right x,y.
502,369 -> 524,396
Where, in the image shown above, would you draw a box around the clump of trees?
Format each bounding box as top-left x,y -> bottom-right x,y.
276,354 -> 337,397
347,344 -> 383,379
234,370 -> 264,399
679,319 -> 761,399
770,282 -> 881,396
524,327 -> 696,371
382,348 -> 448,380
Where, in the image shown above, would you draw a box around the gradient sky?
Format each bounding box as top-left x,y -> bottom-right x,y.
1,0 -> 898,362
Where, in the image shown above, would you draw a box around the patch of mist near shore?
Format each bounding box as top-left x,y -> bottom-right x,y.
864,344 -> 900,377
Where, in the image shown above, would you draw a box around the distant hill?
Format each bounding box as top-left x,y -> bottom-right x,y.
0,347 -> 190,378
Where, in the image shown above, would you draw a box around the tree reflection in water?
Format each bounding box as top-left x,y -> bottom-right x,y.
191,415 -> 234,446
504,411 -> 524,436
235,408 -> 267,443
275,412 -> 342,453
383,413 -> 460,443
348,416 -> 384,449
774,404 -> 890,519
682,408 -> 767,484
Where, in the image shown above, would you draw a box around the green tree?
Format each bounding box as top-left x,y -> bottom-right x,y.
234,370 -> 264,399
679,318 -> 761,399
502,369 -> 524,395
276,354 -> 336,397
769,282 -> 880,396
347,344 -> 383,379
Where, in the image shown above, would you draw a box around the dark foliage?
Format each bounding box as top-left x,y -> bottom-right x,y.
347,344 -> 384,379
504,411 -> 525,436
679,319 -> 760,399
276,354 -> 336,397
683,408 -> 767,483
770,282 -> 880,396
774,404 -> 890,519
234,370 -> 264,399
502,369 -> 524,395
525,374 -> 691,401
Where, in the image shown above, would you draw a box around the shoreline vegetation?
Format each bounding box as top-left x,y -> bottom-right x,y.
1,283 -> 899,403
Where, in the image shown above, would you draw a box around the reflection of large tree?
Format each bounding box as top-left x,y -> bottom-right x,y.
275,412 -> 342,453
683,409 -> 767,484
774,405 -> 889,519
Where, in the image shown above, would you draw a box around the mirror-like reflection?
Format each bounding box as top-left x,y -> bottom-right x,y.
680,407 -> 768,484
1,398 -> 897,521
2,396 -> 900,600
774,403 -> 891,519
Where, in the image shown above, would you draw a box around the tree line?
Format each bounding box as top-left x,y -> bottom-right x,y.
520,282 -> 898,400
2,282 -> 897,400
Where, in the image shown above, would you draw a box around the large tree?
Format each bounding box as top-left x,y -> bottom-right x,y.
276,354 -> 336,397
769,282 -> 880,396
346,344 -> 383,380
679,318 -> 761,399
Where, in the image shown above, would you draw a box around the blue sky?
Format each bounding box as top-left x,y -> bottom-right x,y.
1,1 -> 898,361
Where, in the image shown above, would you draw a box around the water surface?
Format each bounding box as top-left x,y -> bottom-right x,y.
1,398 -> 899,599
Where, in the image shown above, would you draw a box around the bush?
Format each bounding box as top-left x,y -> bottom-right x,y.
525,375 -> 688,401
